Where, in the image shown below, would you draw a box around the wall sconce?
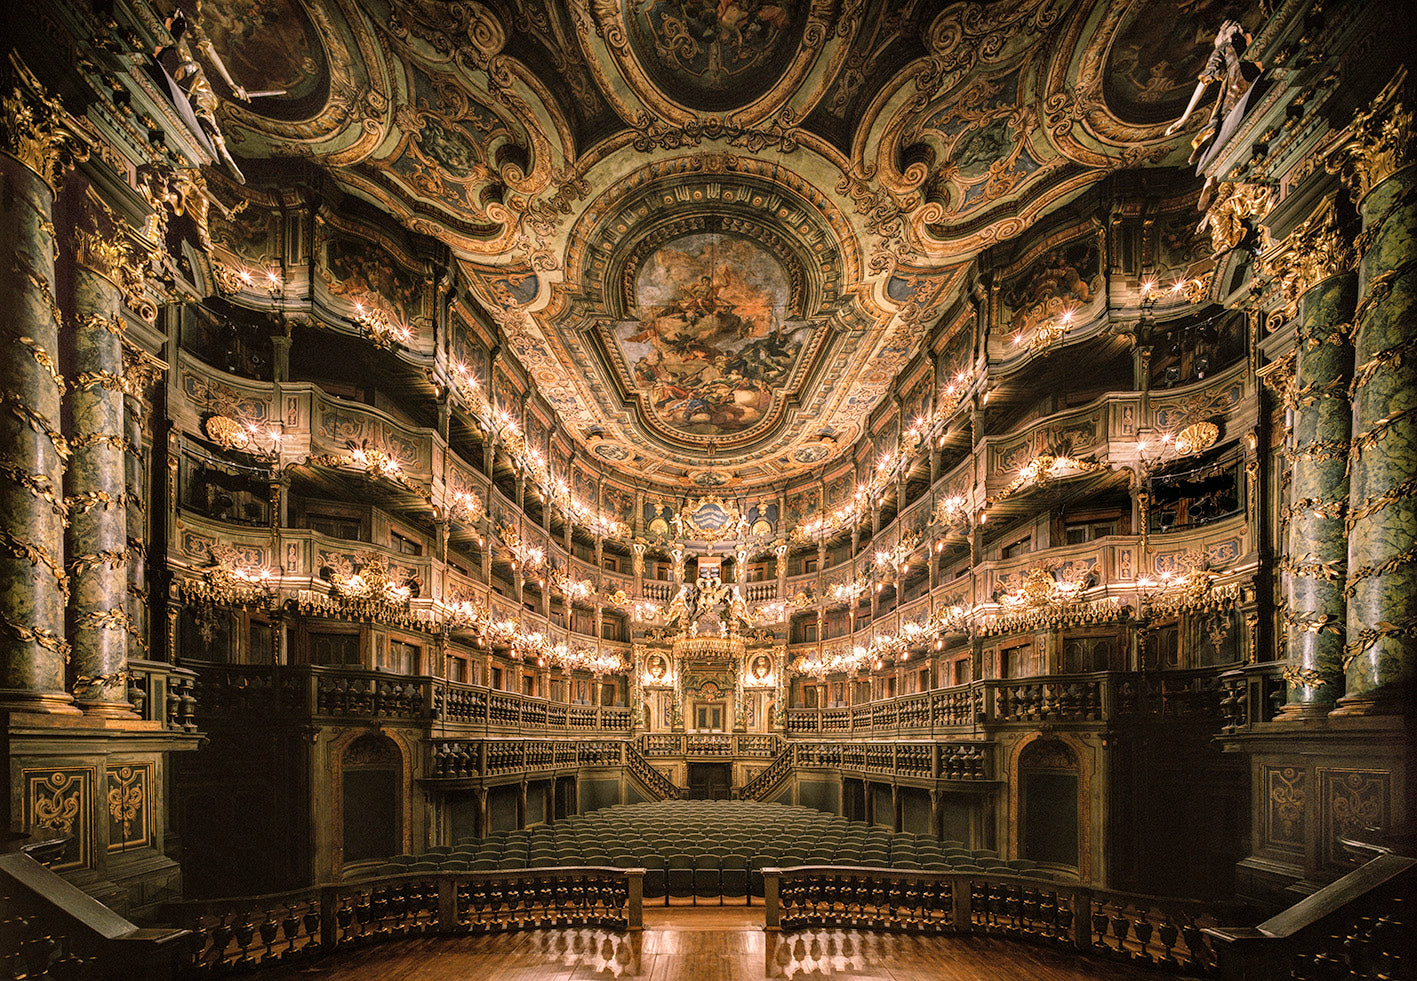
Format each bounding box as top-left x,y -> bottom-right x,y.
351,298 -> 412,349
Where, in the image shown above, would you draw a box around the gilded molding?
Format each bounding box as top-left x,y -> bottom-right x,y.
0,54 -> 87,188
1260,199 -> 1356,308
120,342 -> 167,400
1328,69 -> 1414,201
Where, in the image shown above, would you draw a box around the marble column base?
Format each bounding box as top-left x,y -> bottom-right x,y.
0,689 -> 82,715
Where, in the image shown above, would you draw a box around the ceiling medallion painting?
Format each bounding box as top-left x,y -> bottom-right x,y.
191,0 -> 329,121
615,232 -> 809,437
623,0 -> 807,111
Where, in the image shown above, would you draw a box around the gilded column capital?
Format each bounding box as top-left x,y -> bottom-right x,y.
1257,348 -> 1298,407
1259,198 -> 1357,313
0,54 -> 88,190
1327,69 -> 1414,201
120,341 -> 168,400
75,193 -> 160,324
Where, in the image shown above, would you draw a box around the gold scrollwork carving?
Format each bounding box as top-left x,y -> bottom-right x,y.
73,607 -> 134,633
32,772 -> 82,836
68,548 -> 129,576
1260,199 -> 1356,308
1344,544 -> 1417,598
1282,611 -> 1344,636
1278,553 -> 1346,584
106,766 -> 145,841
1349,407 -> 1416,459
69,431 -> 137,454
106,759 -> 145,839
74,227 -> 128,282
1328,70 -> 1414,201
0,530 -> 69,595
74,369 -> 126,393
1346,476 -> 1417,529
0,459 -> 68,522
1,392 -> 69,459
75,312 -> 126,337
0,54 -> 89,188
19,336 -> 65,393
1351,331 -> 1417,394
1342,614 -> 1417,670
1201,181 -> 1273,255
65,489 -> 140,516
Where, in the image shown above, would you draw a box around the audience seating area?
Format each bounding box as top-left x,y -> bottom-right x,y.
364,801 -> 1050,904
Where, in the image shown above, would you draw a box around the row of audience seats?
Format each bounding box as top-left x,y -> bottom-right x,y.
366,800 -> 1049,903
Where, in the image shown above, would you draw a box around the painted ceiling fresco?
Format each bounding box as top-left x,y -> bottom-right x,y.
614,231 -> 810,437
210,0 -> 1210,490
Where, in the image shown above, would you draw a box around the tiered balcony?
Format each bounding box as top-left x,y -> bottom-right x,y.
785,668 -> 1227,736
189,662 -> 634,734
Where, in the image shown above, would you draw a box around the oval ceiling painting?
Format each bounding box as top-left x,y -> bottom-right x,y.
625,0 -> 808,112
1102,0 -> 1264,125
195,0 -> 329,120
614,232 -> 810,439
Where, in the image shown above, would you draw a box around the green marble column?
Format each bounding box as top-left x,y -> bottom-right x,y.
0,74 -> 81,714
1278,269 -> 1356,717
66,212 -> 136,717
124,377 -> 150,665
1337,149 -> 1417,713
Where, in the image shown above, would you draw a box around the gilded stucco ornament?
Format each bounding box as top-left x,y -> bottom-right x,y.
0,54 -> 89,189
1200,181 -> 1274,255
1259,198 -> 1356,313
1327,69 -> 1414,201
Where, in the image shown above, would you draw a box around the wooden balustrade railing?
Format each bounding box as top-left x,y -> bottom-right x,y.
737,746 -> 796,801
787,741 -> 988,782
622,743 -> 687,799
1204,846 -> 1414,981
187,662 -> 634,733
128,660 -> 200,733
785,668 -> 1228,737
636,733 -> 782,759
161,867 -> 643,976
1,845 -> 190,981
763,866 -> 1231,975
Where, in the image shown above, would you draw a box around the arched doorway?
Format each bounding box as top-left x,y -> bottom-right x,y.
1018,738 -> 1080,869
340,733 -> 402,864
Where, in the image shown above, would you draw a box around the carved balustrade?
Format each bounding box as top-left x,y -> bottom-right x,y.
1206,850 -> 1414,981
737,747 -> 796,801
128,659 -> 199,732
1,848 -> 189,981
786,670 -> 1231,737
187,662 -> 636,734
622,743 -> 686,799
788,741 -> 989,783
164,867 -> 642,975
685,734 -> 732,756
766,867 -> 1227,975
1215,662 -> 1286,734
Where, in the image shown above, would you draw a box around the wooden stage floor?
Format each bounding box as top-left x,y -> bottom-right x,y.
242,907 -> 1174,980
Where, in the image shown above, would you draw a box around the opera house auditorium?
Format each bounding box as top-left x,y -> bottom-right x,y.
0,0 -> 1412,978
